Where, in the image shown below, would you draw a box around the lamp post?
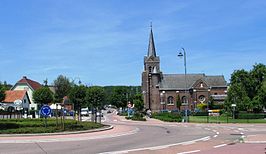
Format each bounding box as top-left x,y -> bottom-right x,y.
160,91 -> 166,110
178,47 -> 188,122
207,88 -> 211,123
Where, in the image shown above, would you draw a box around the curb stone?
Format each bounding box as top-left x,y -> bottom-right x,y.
0,125 -> 113,137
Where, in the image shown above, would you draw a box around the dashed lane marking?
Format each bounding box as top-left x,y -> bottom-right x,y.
177,150 -> 201,154
213,144 -> 227,148
213,135 -> 218,138
181,141 -> 195,145
99,136 -> 210,154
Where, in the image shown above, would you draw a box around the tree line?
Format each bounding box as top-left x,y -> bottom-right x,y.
31,75 -> 143,122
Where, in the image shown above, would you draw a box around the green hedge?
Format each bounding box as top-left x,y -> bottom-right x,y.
0,119 -> 103,134
152,112 -> 182,122
192,112 -> 208,116
126,113 -> 146,121
237,113 -> 265,119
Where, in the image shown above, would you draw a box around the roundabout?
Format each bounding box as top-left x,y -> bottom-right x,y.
0,112 -> 265,154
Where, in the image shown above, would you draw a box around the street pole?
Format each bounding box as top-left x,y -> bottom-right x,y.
178,48 -> 188,122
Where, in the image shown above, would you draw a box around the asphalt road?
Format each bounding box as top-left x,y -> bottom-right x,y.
0,112 -> 265,154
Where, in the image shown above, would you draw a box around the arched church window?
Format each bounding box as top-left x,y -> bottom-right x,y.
167,96 -> 174,105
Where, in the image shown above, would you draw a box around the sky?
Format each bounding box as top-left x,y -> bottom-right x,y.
0,0 -> 266,86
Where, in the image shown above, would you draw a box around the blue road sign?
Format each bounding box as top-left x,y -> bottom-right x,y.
40,105 -> 52,117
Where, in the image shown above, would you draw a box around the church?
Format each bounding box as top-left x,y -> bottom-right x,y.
141,27 -> 227,112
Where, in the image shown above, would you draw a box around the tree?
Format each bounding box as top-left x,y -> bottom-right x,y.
226,63 -> 266,113
176,94 -> 181,110
0,84 -> 5,102
110,87 -> 128,108
68,85 -> 87,121
85,86 -> 105,123
133,93 -> 144,112
54,75 -> 73,103
33,87 -> 54,107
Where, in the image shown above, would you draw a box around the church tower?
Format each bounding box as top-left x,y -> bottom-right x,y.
142,25 -> 161,112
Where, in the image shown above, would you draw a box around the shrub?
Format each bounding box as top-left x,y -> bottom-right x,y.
192,112 -> 208,116
237,112 -> 265,119
126,113 -> 146,121
152,112 -> 182,122
0,119 -> 103,134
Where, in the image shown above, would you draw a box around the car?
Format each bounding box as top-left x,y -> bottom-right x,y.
81,109 -> 89,116
96,112 -> 103,117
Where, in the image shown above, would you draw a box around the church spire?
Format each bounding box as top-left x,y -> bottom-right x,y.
147,23 -> 156,57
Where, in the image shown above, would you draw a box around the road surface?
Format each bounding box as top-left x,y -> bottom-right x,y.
0,111 -> 265,154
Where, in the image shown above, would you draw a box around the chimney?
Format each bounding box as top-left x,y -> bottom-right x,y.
23,76 -> 27,79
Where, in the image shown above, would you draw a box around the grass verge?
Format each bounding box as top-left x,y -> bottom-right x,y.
189,115 -> 266,123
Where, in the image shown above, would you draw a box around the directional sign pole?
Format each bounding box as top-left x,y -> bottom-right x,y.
40,105 -> 52,128
45,116 -> 47,128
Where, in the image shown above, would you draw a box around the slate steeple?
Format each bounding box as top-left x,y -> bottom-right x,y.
147,24 -> 156,57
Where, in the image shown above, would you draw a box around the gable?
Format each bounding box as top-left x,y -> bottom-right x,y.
193,79 -> 209,88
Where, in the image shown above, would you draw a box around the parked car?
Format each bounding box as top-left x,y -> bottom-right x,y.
81,109 -> 89,116
96,112 -> 103,117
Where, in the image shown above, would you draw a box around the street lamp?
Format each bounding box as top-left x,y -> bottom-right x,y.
178,47 -> 188,122
207,88 -> 211,123
160,91 -> 166,110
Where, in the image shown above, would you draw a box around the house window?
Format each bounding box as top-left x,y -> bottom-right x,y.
200,83 -> 203,88
182,96 -> 187,104
24,99 -> 26,104
167,96 -> 174,105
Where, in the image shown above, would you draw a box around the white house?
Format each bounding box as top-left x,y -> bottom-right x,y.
2,90 -> 31,111
11,76 -> 42,110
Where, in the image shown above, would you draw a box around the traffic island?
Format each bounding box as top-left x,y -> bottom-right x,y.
0,118 -> 110,135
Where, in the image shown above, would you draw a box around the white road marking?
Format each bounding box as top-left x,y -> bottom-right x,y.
99,136 -> 210,154
213,135 -> 218,138
245,141 -> 266,143
202,136 -> 210,141
113,119 -> 117,122
213,144 -> 227,148
100,152 -> 128,154
149,145 -> 170,150
181,141 -> 195,145
216,132 -> 219,135
177,150 -> 201,154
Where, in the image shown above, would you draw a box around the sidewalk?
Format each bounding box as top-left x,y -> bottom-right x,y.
245,134 -> 266,143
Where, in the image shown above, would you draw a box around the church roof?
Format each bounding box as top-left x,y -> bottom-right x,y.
147,28 -> 156,57
159,74 -> 226,90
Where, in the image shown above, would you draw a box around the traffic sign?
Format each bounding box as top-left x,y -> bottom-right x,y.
40,105 -> 52,117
